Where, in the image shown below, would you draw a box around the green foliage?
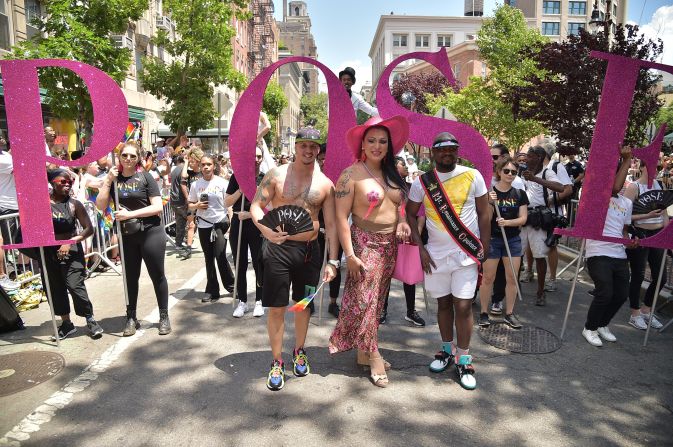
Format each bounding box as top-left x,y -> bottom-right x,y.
141,0 -> 249,135
7,0 -> 149,124
427,77 -> 545,151
656,105 -> 673,134
261,81 -> 288,148
300,93 -> 328,135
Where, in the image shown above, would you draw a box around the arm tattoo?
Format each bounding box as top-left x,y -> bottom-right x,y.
335,188 -> 351,199
335,168 -> 353,199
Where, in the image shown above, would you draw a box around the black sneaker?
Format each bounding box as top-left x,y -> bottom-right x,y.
379,310 -> 387,325
123,317 -> 140,337
181,246 -> 192,260
588,289 -> 596,297
86,318 -> 104,339
267,360 -> 285,391
504,313 -> 522,329
535,293 -> 546,307
51,321 -> 76,341
405,310 -> 426,327
328,303 -> 340,318
478,313 -> 491,327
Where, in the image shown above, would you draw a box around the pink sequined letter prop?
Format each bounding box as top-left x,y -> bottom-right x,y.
558,52 -> 673,250
375,48 -> 492,182
229,57 -> 355,199
0,59 -> 128,249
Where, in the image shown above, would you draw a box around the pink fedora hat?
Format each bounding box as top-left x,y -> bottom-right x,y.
346,115 -> 409,159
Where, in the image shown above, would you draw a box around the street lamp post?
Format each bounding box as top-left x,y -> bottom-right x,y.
588,1 -> 604,35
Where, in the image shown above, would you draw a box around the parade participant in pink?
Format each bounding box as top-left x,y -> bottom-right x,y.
329,115 -> 411,388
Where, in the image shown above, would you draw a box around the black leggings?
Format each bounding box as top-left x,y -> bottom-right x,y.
627,244 -> 668,310
229,217 -> 262,303
383,282 -> 416,313
42,243 -> 93,317
121,225 -> 169,311
199,223 -> 235,298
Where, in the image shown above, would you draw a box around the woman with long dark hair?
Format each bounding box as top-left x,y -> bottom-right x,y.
329,116 -> 411,388
96,142 -> 170,336
44,169 -> 103,340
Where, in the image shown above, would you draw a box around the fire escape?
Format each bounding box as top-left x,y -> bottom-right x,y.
249,0 -> 276,77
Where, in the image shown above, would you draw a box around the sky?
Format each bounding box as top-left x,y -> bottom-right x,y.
272,0 -> 673,91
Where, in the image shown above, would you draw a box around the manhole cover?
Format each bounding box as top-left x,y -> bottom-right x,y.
478,324 -> 561,354
0,351 -> 65,397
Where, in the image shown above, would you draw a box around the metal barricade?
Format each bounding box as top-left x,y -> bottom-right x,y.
162,200 -> 178,247
0,211 -> 40,286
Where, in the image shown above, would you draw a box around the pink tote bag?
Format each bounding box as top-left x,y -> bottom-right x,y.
393,243 -> 424,285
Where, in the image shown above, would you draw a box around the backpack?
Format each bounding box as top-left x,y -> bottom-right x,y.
550,162 -> 571,206
0,285 -> 24,333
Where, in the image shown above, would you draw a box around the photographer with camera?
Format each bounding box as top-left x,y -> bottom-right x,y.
188,154 -> 235,303
541,142 -> 574,292
520,145 -> 564,306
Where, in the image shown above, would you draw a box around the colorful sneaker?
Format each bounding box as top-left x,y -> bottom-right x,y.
455,355 -> 476,390
641,312 -> 663,329
478,313 -> 491,327
292,348 -> 311,377
266,360 -> 285,391
429,350 -> 454,373
51,320 -> 77,341
490,301 -> 503,315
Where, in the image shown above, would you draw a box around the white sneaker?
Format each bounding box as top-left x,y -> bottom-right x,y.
597,326 -> 617,342
544,279 -> 557,292
0,274 -> 20,291
641,312 -> 663,329
253,301 -> 264,317
582,328 -> 603,347
233,301 -> 248,318
628,314 -> 647,330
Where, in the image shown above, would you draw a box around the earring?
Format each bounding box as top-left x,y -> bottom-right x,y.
360,152 -> 366,162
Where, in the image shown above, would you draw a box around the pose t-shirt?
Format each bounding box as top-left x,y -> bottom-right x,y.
114,171 -> 161,227
585,194 -> 632,259
491,186 -> 529,239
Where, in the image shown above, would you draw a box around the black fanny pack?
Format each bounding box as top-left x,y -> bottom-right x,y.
120,218 -> 144,235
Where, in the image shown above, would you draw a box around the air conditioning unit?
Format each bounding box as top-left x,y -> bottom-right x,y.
111,35 -> 134,49
156,16 -> 173,31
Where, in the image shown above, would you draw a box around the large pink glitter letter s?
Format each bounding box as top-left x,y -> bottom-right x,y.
558,52 -> 673,250
375,48 -> 492,182
0,59 -> 128,249
229,57 -> 355,199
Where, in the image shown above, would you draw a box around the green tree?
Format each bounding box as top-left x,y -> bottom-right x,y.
7,0 -> 148,135
141,0 -> 248,136
300,93 -> 328,135
262,81 -> 288,148
427,77 -> 545,151
656,104 -> 673,134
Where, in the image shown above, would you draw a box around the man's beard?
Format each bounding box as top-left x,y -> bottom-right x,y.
435,160 -> 456,171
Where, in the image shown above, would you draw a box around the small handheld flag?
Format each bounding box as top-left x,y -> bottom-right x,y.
288,281 -> 326,312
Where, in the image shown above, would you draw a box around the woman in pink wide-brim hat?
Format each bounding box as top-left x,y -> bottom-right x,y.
328,115 -> 411,388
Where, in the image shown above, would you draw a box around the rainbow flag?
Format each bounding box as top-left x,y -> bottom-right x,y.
123,123 -> 136,142
288,281 -> 326,312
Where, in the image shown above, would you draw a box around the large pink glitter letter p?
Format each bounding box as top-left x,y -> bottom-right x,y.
0,59 -> 128,249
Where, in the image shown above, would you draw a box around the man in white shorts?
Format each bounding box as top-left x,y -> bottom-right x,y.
407,132 -> 491,390
520,145 -> 564,306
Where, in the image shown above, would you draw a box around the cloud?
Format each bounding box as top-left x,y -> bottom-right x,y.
639,5 -> 673,66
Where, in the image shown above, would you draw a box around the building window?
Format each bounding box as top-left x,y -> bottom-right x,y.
392,34 -> 407,47
568,22 -> 584,35
613,4 -> 617,16
453,63 -> 461,80
25,0 -> 41,39
437,34 -> 452,47
541,22 -> 560,35
568,1 -> 586,15
543,1 -> 561,14
415,34 -> 430,48
0,0 -> 10,50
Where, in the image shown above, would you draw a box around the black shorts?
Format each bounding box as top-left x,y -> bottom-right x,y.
0,207 -> 18,244
262,239 -> 321,308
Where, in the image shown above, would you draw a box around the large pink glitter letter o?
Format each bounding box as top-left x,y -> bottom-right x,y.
0,59 -> 128,249
375,48 -> 492,182
558,52 -> 673,250
229,57 -> 355,199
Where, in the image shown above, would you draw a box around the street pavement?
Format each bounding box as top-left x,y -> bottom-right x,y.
1,242 -> 672,446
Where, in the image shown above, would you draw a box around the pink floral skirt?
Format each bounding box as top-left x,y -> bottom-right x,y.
329,224 -> 397,354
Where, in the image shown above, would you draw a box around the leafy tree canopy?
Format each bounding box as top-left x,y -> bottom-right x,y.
300,92 -> 328,136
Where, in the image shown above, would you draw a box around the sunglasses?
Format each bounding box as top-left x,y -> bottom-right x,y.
501,168 -> 517,175
121,153 -> 138,160
54,179 -> 73,186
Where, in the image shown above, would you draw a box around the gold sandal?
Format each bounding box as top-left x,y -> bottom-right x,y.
356,351 -> 391,370
369,355 -> 389,388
